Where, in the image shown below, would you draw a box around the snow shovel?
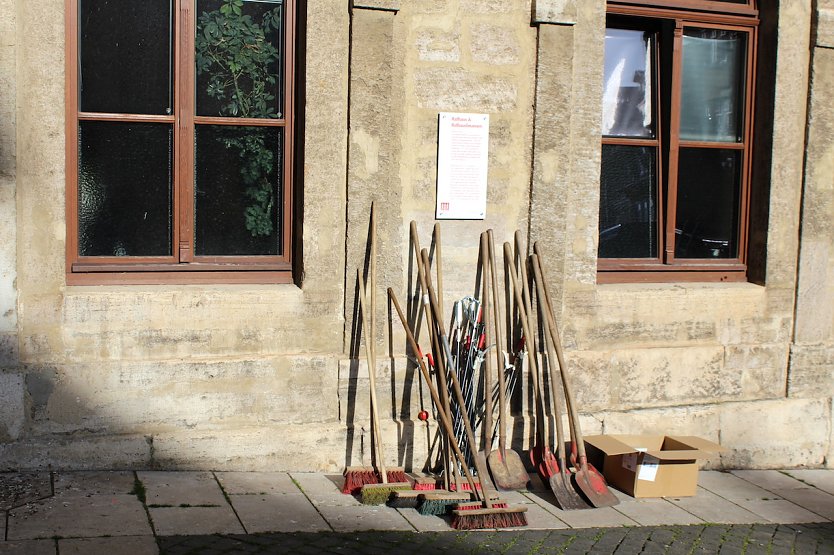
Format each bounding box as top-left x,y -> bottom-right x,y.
533,243 -> 619,508
502,242 -> 583,510
530,254 -> 591,510
485,230 -> 528,491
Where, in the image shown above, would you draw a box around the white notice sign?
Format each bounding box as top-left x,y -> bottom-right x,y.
436,112 -> 489,220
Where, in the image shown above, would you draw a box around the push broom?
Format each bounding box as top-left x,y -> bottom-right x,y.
356,271 -> 410,504
425,279 -> 527,529
389,290 -> 485,515
344,205 -> 408,498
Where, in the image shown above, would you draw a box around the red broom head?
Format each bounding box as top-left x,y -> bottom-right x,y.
386,469 -> 409,484
341,468 -> 379,494
413,477 -> 439,490
454,501 -> 508,511
449,481 -> 482,492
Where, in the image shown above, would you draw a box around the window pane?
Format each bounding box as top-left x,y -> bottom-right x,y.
79,0 -> 172,115
195,0 -> 284,119
599,145 -> 658,258
195,125 -> 283,256
602,29 -> 653,138
675,148 -> 741,259
680,28 -> 746,143
78,122 -> 173,257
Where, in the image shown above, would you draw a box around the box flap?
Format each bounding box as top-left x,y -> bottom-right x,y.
583,435 -> 641,456
666,435 -> 727,454
645,449 -> 704,461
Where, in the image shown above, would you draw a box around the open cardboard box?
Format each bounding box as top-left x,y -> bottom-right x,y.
583,435 -> 726,498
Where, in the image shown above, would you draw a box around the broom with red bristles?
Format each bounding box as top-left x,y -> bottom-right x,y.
343,205 -> 408,496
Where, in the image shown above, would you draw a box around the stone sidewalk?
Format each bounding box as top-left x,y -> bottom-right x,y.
0,469 -> 832,554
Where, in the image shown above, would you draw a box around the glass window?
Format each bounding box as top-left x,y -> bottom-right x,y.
67,0 -> 297,283
599,5 -> 756,280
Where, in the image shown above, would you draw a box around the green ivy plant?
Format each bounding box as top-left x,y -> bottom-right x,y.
195,0 -> 282,237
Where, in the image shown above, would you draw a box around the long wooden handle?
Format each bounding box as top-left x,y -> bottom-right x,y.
503,243 -> 546,450
531,254 -> 568,464
533,242 -> 588,461
487,230 -> 508,455
480,232 -> 494,452
389,289 -> 480,493
426,279 -> 492,506
357,270 -> 387,482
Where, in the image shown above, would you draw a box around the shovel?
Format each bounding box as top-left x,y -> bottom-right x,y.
502,242 -> 583,510
530,254 -> 592,510
485,230 -> 529,491
533,243 -> 619,508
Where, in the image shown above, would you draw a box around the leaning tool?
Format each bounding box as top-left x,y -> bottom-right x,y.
530,253 -> 592,510
534,243 -> 619,508
485,229 -> 529,491
425,281 -> 527,529
356,269 -> 410,504
503,242 -> 578,510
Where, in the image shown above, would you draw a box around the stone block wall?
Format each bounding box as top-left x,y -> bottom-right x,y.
0,0 -> 831,471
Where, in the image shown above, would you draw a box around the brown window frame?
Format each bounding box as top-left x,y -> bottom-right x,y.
65,0 -> 297,286
599,1 -> 759,284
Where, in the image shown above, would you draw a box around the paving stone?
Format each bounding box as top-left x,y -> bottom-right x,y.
137,471 -> 227,507
7,494 -> 152,540
395,508 -> 453,531
515,501 -> 570,530
525,489 -> 638,528
316,504 -> 415,532
699,470 -> 774,501
53,471 -> 135,498
58,536 -> 159,555
148,506 -> 245,536
768,487 -> 834,520
230,493 -> 330,533
289,472 -> 361,507
783,469 -> 834,495
731,470 -> 812,491
0,473 -> 52,511
612,527 -> 652,553
734,498 -> 828,524
667,487 -> 765,524
215,472 -> 299,495
0,539 -> 55,554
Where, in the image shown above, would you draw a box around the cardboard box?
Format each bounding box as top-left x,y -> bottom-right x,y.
583,435 -> 726,498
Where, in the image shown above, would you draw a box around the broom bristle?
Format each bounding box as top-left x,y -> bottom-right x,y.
449,481 -> 482,492
454,500 -> 508,511
413,476 -> 439,491
360,482 -> 412,505
342,467 -> 378,494
386,468 -> 409,483
387,490 -> 422,509
417,492 -> 472,515
450,506 -> 528,530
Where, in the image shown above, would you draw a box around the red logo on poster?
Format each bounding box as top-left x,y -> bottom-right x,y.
441,202 -> 450,210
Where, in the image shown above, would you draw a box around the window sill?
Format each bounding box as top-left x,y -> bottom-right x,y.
66,270 -> 295,286
597,270 -> 748,284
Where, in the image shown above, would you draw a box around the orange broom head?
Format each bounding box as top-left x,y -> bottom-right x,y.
450,505 -> 528,530
341,467 -> 378,494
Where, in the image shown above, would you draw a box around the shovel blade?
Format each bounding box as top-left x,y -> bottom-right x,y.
548,472 -> 593,511
572,468 -> 619,508
487,449 -> 529,491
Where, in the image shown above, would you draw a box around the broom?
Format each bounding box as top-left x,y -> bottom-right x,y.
356,269 -> 410,504
343,207 -> 406,494
390,290 -> 478,515
424,280 -> 527,529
